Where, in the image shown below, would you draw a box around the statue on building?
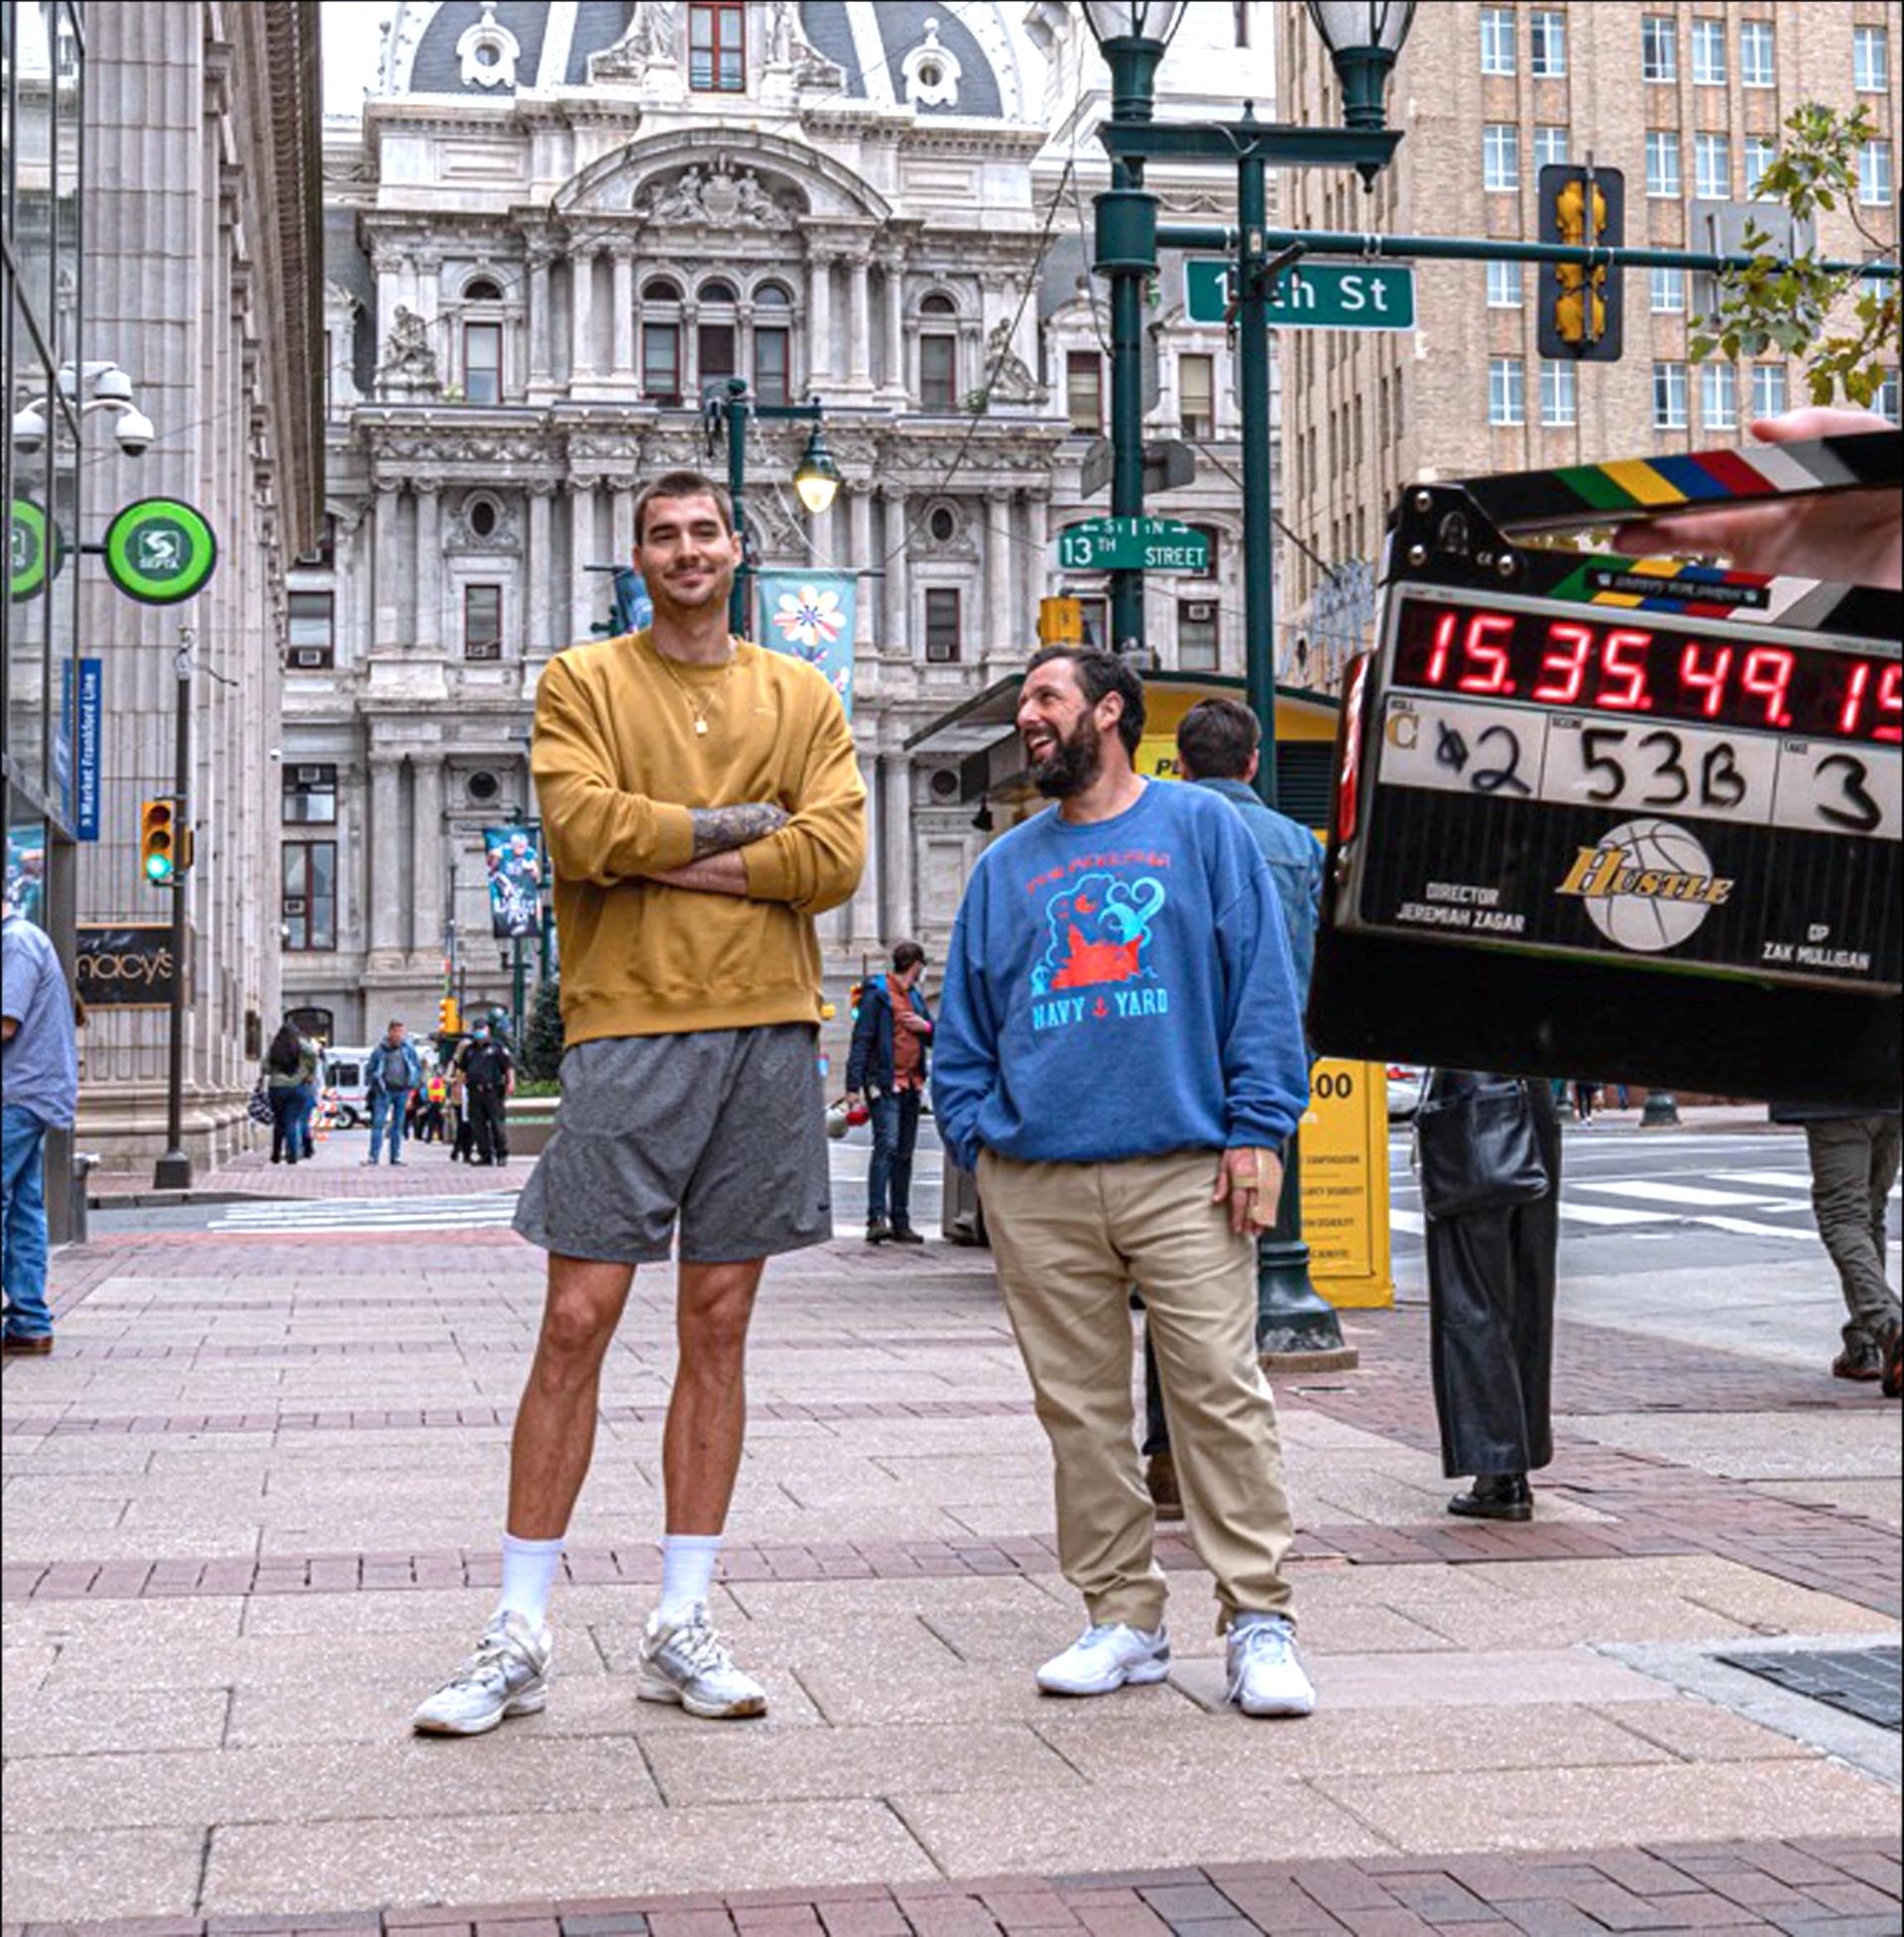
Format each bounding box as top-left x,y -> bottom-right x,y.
637,160 -> 797,229
591,0 -> 679,80
983,318 -> 1042,404
764,0 -> 846,86
375,304 -> 441,398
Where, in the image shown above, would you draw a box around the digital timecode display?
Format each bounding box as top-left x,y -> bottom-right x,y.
1389,597 -> 1903,745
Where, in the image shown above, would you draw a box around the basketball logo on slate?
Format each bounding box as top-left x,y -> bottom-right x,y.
1554,818 -> 1735,954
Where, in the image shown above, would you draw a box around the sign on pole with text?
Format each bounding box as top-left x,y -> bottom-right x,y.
1056,518 -> 1211,574
1185,259 -> 1417,330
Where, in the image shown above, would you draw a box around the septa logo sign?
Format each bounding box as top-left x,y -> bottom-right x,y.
1554,818 -> 1735,953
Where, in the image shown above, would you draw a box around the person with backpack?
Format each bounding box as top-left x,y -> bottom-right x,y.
363,1019 -> 422,1166
261,1022 -> 318,1164
844,940 -> 934,1244
456,1023 -> 515,1165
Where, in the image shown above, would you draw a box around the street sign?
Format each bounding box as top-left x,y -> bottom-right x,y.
1185,259 -> 1417,330
103,496 -> 218,604
9,496 -> 64,602
1057,517 -> 1211,573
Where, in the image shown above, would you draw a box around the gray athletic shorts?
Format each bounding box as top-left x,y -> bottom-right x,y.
512,1025 -> 831,1266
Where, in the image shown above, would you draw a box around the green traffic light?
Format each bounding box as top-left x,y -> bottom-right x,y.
146,850 -> 173,882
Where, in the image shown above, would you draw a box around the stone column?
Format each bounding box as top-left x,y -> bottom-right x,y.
882,756 -> 912,942
569,247 -> 596,386
881,484 -> 907,652
847,749 -> 881,950
806,247 -> 834,389
411,754 -> 445,957
414,481 -> 442,656
528,252 -> 552,394
527,483 -> 553,657
879,251 -> 906,402
847,254 -> 872,388
373,480 -> 404,653
611,248 -> 636,385
568,480 -> 598,649
848,487 -> 874,648
984,486 -> 1012,662
611,480 -> 637,577
368,752 -> 405,957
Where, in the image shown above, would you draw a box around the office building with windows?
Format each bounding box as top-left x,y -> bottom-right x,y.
1275,0 -> 1900,687
286,0 -> 1276,1035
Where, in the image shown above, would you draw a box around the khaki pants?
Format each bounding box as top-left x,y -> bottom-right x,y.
978,1148 -> 1296,1634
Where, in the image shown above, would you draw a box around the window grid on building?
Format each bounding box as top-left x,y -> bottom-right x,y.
1646,130 -> 1681,198
288,590 -> 334,669
1177,598 -> 1220,672
1489,356 -> 1525,425
923,587 -> 961,663
1750,363 -> 1788,419
1533,125 -> 1570,173
1642,16 -> 1677,82
462,320 -> 501,405
1483,124 -> 1519,191
1540,359 -> 1577,426
919,332 -> 958,411
282,842 -> 337,953
1695,132 -> 1730,201
1858,140 -> 1893,206
463,583 -> 503,661
1691,17 -> 1726,86
1854,25 -> 1890,91
1738,20 -> 1775,87
1653,361 -> 1689,429
282,764 -> 337,826
1701,362 -> 1738,431
1179,352 -> 1215,438
1480,7 -> 1515,75
755,326 -> 789,405
1876,370 -> 1900,424
1650,267 -> 1686,313
1488,260 -> 1524,308
688,2 -> 746,91
1067,350 -> 1104,431
1744,137 -> 1778,198
1529,10 -> 1566,76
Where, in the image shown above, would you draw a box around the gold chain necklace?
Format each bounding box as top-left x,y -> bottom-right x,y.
648,636 -> 737,736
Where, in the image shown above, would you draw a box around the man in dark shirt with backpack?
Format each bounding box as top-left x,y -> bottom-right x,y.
456,1022 -> 516,1166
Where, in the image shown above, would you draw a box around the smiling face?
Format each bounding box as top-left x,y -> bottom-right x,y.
1017,655 -> 1119,799
635,490 -> 743,620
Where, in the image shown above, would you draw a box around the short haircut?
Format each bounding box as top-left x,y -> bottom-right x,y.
1176,697 -> 1260,782
892,939 -> 925,972
1025,647 -> 1147,758
388,1017 -> 404,1029
634,470 -> 735,547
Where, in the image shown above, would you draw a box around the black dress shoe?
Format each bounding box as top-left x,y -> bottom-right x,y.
1448,1472 -> 1534,1521
865,1218 -> 892,1244
887,1223 -> 925,1245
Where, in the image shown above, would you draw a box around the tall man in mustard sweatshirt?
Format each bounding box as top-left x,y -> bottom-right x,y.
415,471 -> 864,1734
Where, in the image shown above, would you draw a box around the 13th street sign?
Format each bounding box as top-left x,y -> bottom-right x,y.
1056,517 -> 1212,573
1185,259 -> 1417,330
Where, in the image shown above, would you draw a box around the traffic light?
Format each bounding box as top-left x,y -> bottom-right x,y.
1537,164 -> 1624,362
1037,596 -> 1085,646
437,996 -> 461,1035
139,798 -> 177,886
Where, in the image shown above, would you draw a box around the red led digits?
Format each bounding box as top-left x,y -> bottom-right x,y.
1679,641 -> 1733,717
1597,630 -> 1654,710
1456,613 -> 1516,694
1739,647 -> 1796,728
1835,660 -> 1903,742
1879,662 -> 1903,744
1424,609 -> 1459,682
1532,623 -> 1594,703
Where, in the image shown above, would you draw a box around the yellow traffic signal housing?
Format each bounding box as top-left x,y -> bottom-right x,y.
437,997 -> 461,1035
1537,164 -> 1624,363
1037,596 -> 1086,646
140,799 -> 177,886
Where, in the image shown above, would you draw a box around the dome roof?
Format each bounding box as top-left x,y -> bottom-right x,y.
381,1 -> 1019,119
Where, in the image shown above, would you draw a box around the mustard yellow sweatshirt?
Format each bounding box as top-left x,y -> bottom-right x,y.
531,631 -> 866,1041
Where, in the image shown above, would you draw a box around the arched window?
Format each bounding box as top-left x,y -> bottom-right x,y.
642,279 -> 683,404
697,280 -> 738,396
461,277 -> 506,404
919,293 -> 959,410
754,282 -> 793,404
755,282 -> 792,306
464,277 -> 504,303
700,279 -> 739,303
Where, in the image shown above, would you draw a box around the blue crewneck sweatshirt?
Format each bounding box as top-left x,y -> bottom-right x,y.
930,780 -> 1309,1171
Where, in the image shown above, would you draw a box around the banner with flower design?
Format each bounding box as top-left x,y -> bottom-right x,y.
757,570 -> 857,719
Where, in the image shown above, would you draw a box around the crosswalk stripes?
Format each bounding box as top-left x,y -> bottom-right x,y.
210,1194 -> 521,1234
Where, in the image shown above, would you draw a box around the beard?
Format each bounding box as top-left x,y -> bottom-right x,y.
648,560 -> 735,623
1029,715 -> 1107,798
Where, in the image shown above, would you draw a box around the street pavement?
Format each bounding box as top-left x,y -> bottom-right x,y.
4,1115 -> 1899,1933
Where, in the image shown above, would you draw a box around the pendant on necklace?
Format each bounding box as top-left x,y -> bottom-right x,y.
694,718 -> 708,735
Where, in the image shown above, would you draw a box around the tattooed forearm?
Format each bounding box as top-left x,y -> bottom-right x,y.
688,802 -> 789,860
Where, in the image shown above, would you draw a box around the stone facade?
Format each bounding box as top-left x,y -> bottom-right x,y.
1275,0 -> 1902,689
72,1 -> 324,1167
284,0 -> 1281,1039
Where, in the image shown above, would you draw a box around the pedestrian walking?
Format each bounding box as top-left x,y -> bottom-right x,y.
1572,1079 -> 1597,1125
1,905 -> 80,1356
448,1059 -> 475,1162
260,1022 -> 318,1164
844,940 -> 933,1244
457,1023 -> 516,1165
1140,698 -> 1324,1522
931,648 -> 1316,1719
363,1019 -> 422,1166
1418,1070 -> 1563,1522
413,468 -> 864,1736
419,1068 -> 449,1145
1770,1102 -> 1902,1387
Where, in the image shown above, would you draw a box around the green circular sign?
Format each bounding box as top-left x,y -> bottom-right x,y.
103,496 -> 218,605
9,497 -> 64,603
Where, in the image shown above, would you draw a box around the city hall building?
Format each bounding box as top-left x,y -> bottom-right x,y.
286,0 -> 1279,1040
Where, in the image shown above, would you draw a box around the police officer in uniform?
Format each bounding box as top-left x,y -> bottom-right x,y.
457,1022 -> 516,1166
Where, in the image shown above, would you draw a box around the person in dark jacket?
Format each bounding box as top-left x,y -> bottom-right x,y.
261,1023 -> 318,1165
1423,1071 -> 1563,1521
844,940 -> 933,1244
456,1024 -> 516,1166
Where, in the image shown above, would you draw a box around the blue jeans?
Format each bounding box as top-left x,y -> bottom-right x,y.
1,1104 -> 54,1338
369,1088 -> 410,1162
268,1086 -> 302,1162
294,1081 -> 317,1157
867,1088 -> 922,1227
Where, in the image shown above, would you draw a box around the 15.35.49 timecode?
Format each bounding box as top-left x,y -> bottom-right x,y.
1390,597 -> 1902,745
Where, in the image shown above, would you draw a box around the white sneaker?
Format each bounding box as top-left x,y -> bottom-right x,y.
412,1612 -> 551,1735
1035,1621 -> 1171,1696
638,1603 -> 768,1719
1226,1613 -> 1315,1717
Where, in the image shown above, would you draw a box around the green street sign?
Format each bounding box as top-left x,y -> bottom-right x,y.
103,497 -> 218,605
1185,259 -> 1417,330
1057,517 -> 1211,573
9,496 -> 64,603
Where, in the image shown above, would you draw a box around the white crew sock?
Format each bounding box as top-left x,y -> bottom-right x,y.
496,1531 -> 564,1630
656,1533 -> 723,1621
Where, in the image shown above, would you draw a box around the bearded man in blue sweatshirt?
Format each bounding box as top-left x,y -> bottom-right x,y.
932,648 -> 1315,1719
